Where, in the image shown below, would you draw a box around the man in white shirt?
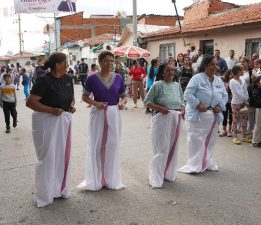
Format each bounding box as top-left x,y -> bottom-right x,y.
225,50 -> 239,70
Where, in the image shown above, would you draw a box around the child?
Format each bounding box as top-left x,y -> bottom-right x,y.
219,69 -> 233,137
21,68 -> 30,100
229,64 -> 251,144
249,76 -> 261,148
0,73 -> 17,133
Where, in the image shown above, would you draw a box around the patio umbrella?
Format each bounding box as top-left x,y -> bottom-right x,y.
113,45 -> 151,58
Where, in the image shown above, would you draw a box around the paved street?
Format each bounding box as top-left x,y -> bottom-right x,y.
0,84 -> 261,225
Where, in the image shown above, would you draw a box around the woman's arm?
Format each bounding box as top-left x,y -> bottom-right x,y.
118,96 -> 127,110
26,95 -> 64,116
82,94 -> 107,110
147,102 -> 169,114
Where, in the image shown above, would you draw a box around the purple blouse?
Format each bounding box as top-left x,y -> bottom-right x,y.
84,72 -> 126,106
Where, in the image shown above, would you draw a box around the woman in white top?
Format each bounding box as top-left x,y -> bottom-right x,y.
240,56 -> 255,135
229,64 -> 251,144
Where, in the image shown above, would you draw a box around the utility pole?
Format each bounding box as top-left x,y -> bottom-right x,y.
18,14 -> 23,55
133,0 -> 137,46
54,13 -> 58,51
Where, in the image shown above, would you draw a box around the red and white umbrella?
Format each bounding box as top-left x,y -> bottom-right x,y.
113,45 -> 151,58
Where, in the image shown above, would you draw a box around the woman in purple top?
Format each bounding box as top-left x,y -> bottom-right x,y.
78,51 -> 127,191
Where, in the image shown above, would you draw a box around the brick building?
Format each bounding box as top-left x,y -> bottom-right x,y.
142,0 -> 261,62
55,12 -> 120,47
138,14 -> 183,27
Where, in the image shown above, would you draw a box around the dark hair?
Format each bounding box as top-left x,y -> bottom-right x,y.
240,56 -> 250,63
149,59 -> 157,79
98,50 -> 114,63
3,73 -> 11,78
232,64 -> 243,76
41,52 -> 67,71
252,76 -> 261,89
156,63 -> 177,82
191,46 -> 195,51
91,64 -> 96,70
156,63 -> 167,81
132,60 -> 137,65
223,69 -> 232,82
215,49 -> 220,52
198,54 -> 216,73
0,68 -> 4,73
21,68 -> 26,73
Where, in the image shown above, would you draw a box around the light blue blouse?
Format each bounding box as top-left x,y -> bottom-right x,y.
184,72 -> 228,123
144,81 -> 184,110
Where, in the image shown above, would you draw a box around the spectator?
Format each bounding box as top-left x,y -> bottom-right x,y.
214,49 -> 228,76
225,50 -> 239,70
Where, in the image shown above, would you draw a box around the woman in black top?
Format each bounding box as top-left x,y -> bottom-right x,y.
26,52 -> 76,207
177,56 -> 195,92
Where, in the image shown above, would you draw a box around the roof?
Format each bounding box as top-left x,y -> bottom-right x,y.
10,51 -> 39,59
119,24 -> 170,45
84,33 -> 121,46
138,14 -> 183,20
143,3 -> 261,39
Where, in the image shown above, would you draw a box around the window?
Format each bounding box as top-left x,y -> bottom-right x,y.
159,43 -> 175,63
245,38 -> 261,58
200,39 -> 214,55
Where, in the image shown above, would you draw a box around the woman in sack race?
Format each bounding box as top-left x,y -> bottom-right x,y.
144,63 -> 184,188
229,64 -> 251,145
178,55 -> 228,174
26,52 -> 76,207
77,50 -> 127,191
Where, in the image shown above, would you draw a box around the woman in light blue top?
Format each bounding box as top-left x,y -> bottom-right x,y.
178,55 -> 228,174
144,63 -> 184,188
145,59 -> 158,114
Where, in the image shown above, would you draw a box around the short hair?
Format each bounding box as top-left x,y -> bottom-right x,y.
81,58 -> 84,61
240,56 -> 250,62
98,50 -> 114,63
91,64 -> 96,70
3,73 -> 11,78
254,59 -> 261,64
42,52 -> 67,71
215,49 -> 220,52
232,64 -> 243,75
198,54 -> 216,73
229,50 -> 235,52
191,46 -> 195,51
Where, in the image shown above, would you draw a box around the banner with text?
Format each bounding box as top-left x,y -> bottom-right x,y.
14,0 -> 77,13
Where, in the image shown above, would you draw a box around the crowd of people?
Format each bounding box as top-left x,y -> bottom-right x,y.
0,47 -> 260,207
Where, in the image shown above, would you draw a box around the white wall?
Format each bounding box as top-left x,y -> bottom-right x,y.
146,28 -> 261,61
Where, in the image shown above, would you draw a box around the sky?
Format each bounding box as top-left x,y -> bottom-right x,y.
0,0 -> 260,56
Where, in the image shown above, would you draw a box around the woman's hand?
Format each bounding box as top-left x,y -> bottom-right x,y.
95,102 -> 107,110
196,102 -> 207,112
159,107 -> 169,115
214,105 -> 222,113
118,102 -> 125,110
51,108 -> 64,116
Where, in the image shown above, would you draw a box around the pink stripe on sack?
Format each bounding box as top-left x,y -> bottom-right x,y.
164,113 -> 181,177
100,109 -> 108,187
61,122 -> 71,192
201,113 -> 217,172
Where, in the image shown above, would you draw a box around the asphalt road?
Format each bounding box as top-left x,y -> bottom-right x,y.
0,84 -> 260,225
